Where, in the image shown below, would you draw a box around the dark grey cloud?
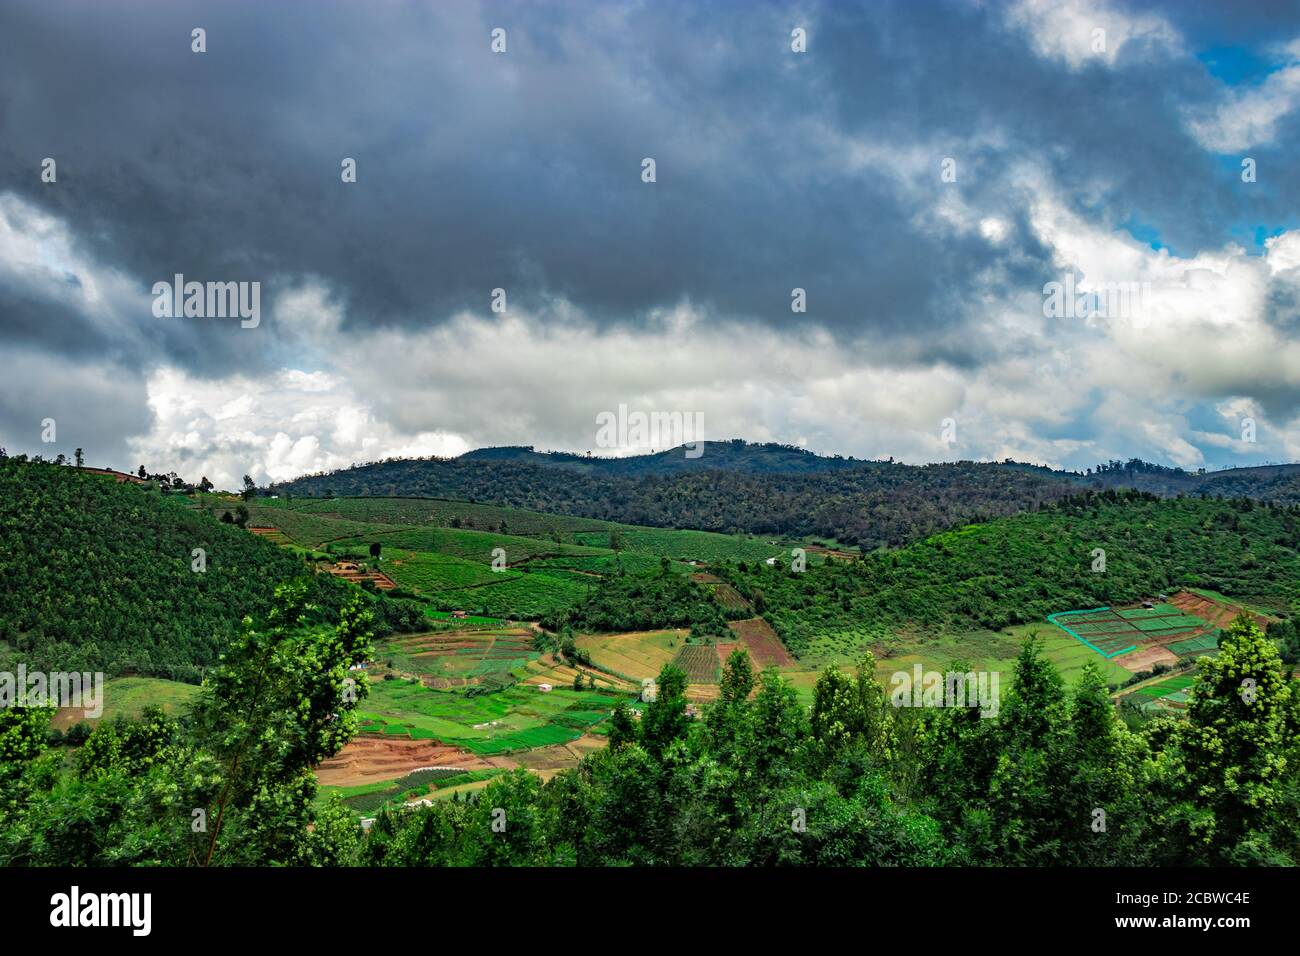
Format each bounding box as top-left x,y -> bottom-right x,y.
1,0 -> 1280,362
2,0 -> 1300,474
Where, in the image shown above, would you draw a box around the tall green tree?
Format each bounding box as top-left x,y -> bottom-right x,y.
1169,614 -> 1295,861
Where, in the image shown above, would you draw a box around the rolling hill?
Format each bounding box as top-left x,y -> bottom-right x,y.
0,455 -> 420,680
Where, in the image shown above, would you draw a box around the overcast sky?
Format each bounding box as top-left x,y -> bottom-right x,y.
3,0 -> 1300,488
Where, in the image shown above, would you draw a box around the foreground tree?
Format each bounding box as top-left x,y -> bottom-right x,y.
1164,614 -> 1296,862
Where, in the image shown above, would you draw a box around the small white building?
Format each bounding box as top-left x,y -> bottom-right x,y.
538,683 -> 553,693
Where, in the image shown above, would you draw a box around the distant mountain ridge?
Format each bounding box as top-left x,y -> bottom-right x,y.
456,439 -> 868,475
266,441 -> 1300,550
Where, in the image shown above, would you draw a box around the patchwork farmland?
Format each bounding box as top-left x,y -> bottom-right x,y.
184,490 -> 1300,816
1047,589 -> 1278,680
1048,601 -> 1214,659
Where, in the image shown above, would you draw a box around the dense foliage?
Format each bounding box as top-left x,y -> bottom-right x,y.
0,456 -> 423,680
355,617 -> 1299,866
542,564 -> 732,635
0,584 -> 374,865
3,584 -> 1296,866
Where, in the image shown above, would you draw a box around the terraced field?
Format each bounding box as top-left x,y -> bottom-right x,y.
376,627 -> 540,688
575,629 -> 686,682
1048,603 -> 1215,660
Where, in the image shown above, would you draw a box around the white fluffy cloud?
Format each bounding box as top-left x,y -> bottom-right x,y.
1006,0 -> 1181,70
128,365 -> 469,489
1187,39 -> 1300,152
6,164 -> 1300,489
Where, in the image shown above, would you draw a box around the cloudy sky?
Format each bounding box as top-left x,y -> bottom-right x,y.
4,0 -> 1300,488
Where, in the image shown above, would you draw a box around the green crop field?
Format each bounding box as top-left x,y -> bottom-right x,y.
318,768 -> 505,816
672,644 -> 721,683
357,678 -> 617,754
1047,605 -> 1213,659
274,495 -> 788,565
572,526 -> 781,564
51,676 -> 202,731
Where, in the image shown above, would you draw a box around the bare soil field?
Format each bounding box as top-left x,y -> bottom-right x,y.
1170,590 -> 1269,631
497,734 -> 607,772
316,737 -> 494,787
727,617 -> 794,667
1113,644 -> 1180,672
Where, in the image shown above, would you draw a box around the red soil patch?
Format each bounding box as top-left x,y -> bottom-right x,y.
326,562 -> 397,590
316,737 -> 493,787
727,618 -> 794,667
716,642 -> 743,664
1113,644 -> 1180,673
1169,590 -> 1269,631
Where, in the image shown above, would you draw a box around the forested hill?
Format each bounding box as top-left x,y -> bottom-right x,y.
270,443 -> 1300,548
719,490 -> 1300,657
1085,460 -> 1300,498
0,456 -> 388,681
269,455 -> 1080,549
456,439 -> 869,475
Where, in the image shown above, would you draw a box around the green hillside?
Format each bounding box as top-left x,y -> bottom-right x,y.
719,490 -> 1300,658
0,456 -> 417,680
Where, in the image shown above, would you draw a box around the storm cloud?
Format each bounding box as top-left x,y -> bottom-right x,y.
3,0 -> 1300,485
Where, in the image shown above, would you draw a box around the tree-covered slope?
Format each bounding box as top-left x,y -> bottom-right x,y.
269,454 -> 1079,549
0,456 -> 386,680
719,490 -> 1300,657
